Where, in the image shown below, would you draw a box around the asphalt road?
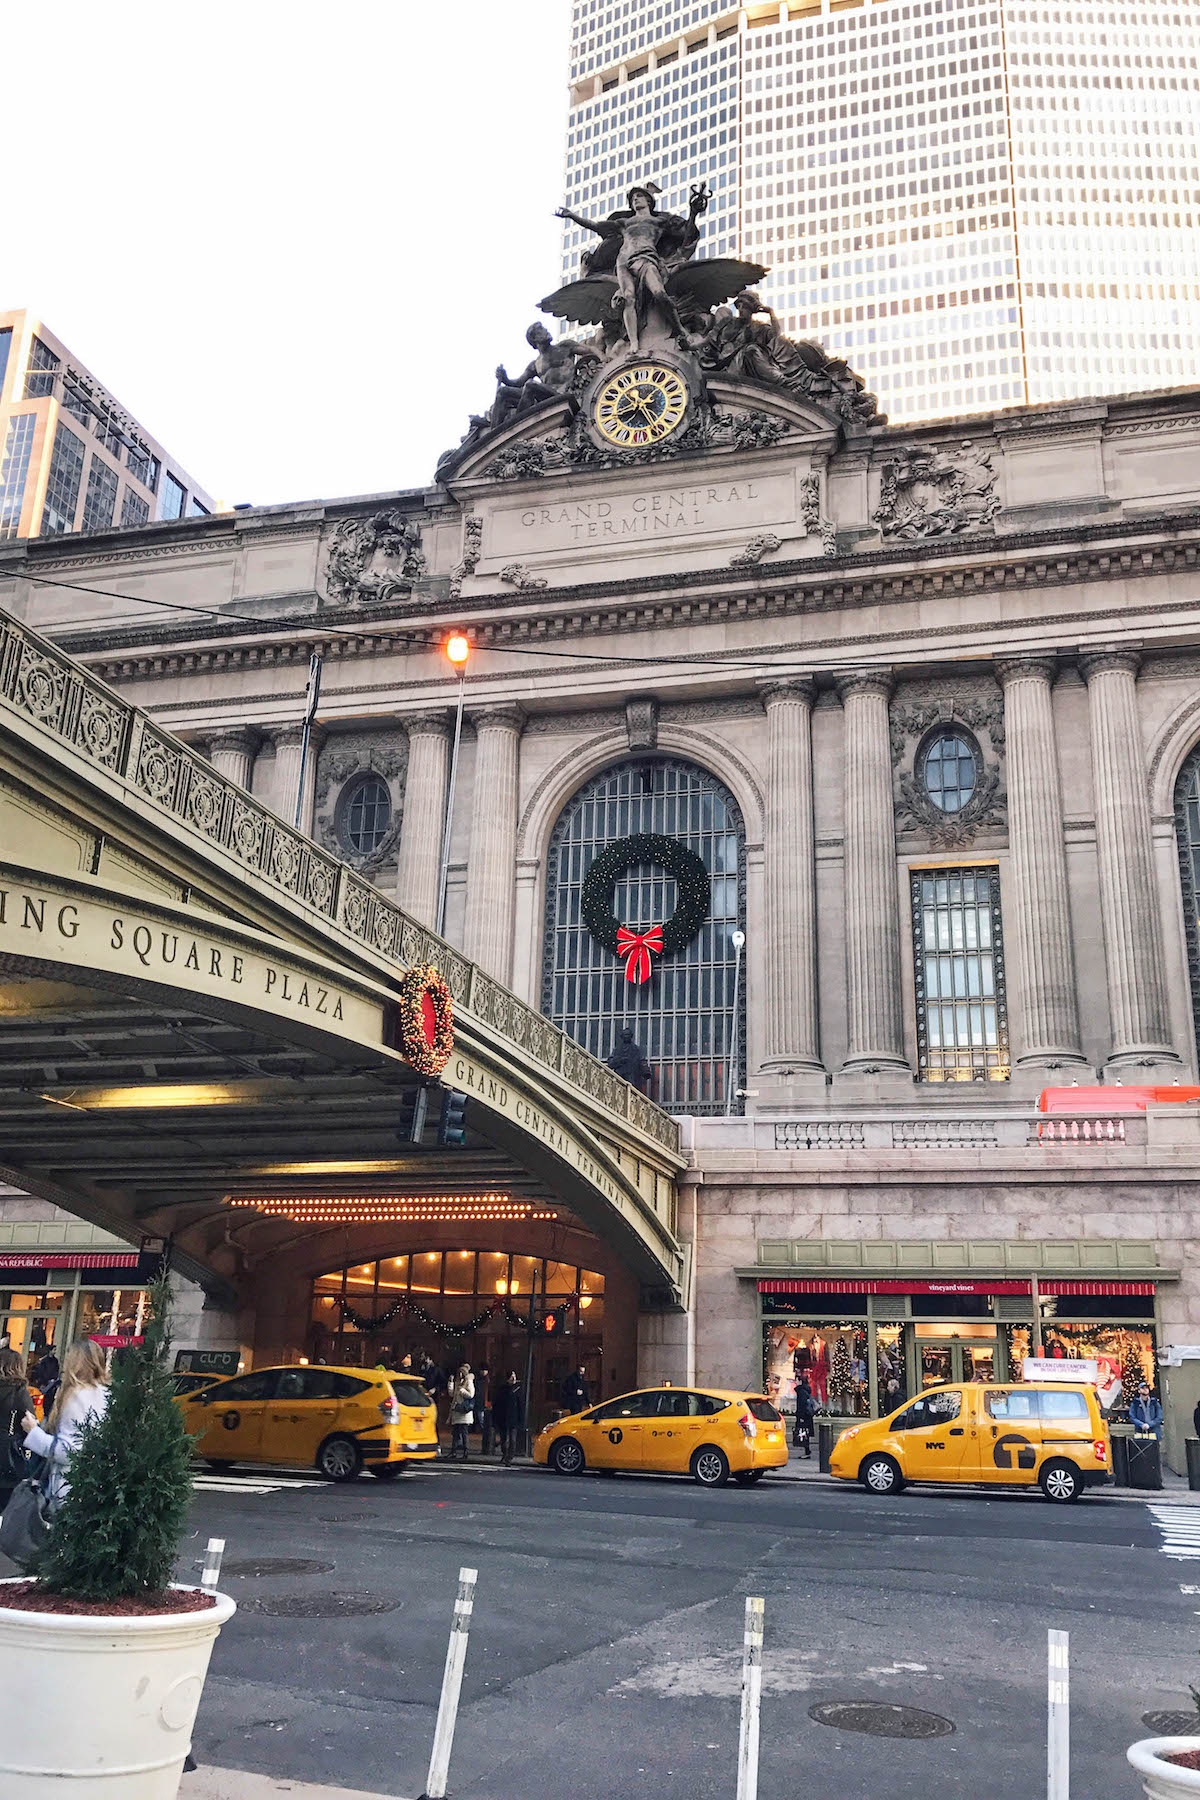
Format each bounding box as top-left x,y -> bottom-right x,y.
179,1462 -> 1190,1800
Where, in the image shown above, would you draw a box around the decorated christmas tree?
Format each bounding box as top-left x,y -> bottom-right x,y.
829,1333 -> 854,1403
1121,1335 -> 1147,1409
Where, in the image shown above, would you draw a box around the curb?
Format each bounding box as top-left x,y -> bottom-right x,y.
183,1770 -> 410,1800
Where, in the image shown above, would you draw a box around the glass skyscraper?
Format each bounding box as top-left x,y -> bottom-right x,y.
562,0 -> 1200,421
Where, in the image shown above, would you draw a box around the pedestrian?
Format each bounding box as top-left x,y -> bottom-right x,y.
448,1363 -> 475,1462
32,1348 -> 60,1421
1193,1394 -> 1200,1441
792,1375 -> 815,1456
1130,1382 -> 1164,1442
883,1374 -> 904,1414
398,1351 -> 413,1371
0,1349 -> 34,1512
21,1340 -> 110,1509
492,1371 -> 525,1465
560,1365 -> 590,1413
475,1364 -> 492,1452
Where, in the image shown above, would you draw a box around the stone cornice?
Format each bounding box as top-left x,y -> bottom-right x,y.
35,510 -> 1200,693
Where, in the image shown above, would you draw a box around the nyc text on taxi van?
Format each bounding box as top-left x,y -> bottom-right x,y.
535,1385 -> 788,1486
829,1382 -> 1111,1502
180,1364 -> 438,1482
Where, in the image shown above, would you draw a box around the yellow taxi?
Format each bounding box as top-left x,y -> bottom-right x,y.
829,1381 -> 1112,1503
179,1364 -> 438,1482
534,1385 -> 788,1487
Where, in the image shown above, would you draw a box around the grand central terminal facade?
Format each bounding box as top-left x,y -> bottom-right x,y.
4,202 -> 1200,1463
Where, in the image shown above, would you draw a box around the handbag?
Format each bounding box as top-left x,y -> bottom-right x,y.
0,1476 -> 53,1571
0,1408 -> 27,1486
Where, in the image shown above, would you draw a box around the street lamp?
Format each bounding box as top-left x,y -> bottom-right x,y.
435,634 -> 470,936
725,928 -> 746,1118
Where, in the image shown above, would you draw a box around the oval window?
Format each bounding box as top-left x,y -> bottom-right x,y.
920,732 -> 977,814
341,774 -> 392,854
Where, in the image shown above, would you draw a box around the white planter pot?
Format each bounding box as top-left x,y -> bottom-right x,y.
1129,1737 -> 1200,1798
0,1578 -> 235,1798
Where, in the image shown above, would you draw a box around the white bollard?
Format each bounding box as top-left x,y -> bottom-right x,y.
199,1537 -> 225,1594
1047,1627 -> 1069,1800
737,1596 -> 764,1800
421,1566 -> 478,1800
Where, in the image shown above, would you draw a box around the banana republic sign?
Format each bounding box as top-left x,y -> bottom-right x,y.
0,877 -> 384,1052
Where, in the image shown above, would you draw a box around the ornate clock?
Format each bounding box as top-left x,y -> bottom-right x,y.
592,363 -> 689,448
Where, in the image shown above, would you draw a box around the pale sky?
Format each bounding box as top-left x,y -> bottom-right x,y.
8,2 -> 571,508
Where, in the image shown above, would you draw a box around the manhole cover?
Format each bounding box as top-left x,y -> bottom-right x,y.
241,1592 -> 398,1618
221,1558 -> 334,1578
1143,1711 -> 1199,1736
808,1702 -> 955,1740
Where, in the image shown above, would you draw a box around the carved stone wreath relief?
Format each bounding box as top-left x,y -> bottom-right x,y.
313,731 -> 408,876
889,680 -> 1006,847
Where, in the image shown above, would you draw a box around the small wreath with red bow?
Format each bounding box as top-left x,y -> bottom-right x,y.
581,833 -> 710,984
397,964 -> 454,1076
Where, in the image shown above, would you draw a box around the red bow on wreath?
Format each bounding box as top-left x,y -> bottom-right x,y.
616,924 -> 663,985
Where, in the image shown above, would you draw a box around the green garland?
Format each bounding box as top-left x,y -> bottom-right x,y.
336,1292 -> 578,1340
581,832 -> 710,958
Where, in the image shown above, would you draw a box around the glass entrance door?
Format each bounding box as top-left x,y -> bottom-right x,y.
917,1331 -> 999,1388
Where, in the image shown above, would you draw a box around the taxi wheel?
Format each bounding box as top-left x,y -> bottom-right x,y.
549,1438 -> 586,1476
691,1446 -> 730,1488
317,1435 -> 363,1483
860,1454 -> 904,1495
734,1470 -> 765,1486
1040,1459 -> 1083,1503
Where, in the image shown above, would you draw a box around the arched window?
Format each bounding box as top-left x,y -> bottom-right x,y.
339,773 -> 392,855
541,757 -> 746,1114
1173,743 -> 1200,1056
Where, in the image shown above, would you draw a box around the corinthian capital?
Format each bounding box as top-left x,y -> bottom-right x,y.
1079,647 -> 1141,682
471,703 -> 525,733
995,656 -> 1057,688
836,668 -> 894,703
758,677 -> 816,709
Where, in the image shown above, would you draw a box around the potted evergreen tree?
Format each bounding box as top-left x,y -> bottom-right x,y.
0,1278 -> 235,1798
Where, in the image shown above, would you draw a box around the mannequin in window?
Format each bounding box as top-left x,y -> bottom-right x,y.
808,1333 -> 828,1405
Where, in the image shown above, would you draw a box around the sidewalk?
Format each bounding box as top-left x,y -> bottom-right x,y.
183,1768 -> 409,1800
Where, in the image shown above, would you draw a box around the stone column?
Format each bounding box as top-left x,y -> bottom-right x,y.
1081,650 -> 1180,1071
836,671 -> 908,1076
206,726 -> 258,792
758,681 -> 824,1086
395,711 -> 449,927
996,659 -> 1088,1071
264,724 -> 320,834
463,706 -> 523,982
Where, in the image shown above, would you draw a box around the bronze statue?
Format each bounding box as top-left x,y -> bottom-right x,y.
544,182 -> 766,356
490,323 -> 600,429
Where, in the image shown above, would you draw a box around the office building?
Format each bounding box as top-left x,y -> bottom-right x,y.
562,0 -> 1200,421
0,310 -> 218,542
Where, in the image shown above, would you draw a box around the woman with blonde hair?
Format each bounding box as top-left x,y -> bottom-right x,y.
21,1339 -> 109,1509
448,1362 -> 475,1463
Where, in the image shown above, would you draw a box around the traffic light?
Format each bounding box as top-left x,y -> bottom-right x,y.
438,1091 -> 468,1147
542,1307 -> 564,1337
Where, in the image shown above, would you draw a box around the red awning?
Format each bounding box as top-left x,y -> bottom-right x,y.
0,1252 -> 139,1272
758,1276 -> 1156,1297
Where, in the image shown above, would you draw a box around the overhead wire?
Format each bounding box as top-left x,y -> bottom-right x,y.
22,568 -> 901,678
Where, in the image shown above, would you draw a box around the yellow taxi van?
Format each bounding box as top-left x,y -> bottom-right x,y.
829,1381 -> 1111,1503
534,1385 -> 788,1487
180,1364 -> 438,1482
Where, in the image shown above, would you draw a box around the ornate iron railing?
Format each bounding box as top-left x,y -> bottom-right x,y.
0,605 -> 680,1157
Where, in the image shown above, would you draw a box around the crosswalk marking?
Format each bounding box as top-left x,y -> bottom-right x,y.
1149,1504 -> 1200,1558
192,1475 -> 326,1495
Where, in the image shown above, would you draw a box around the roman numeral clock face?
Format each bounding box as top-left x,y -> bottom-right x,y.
593,364 -> 689,448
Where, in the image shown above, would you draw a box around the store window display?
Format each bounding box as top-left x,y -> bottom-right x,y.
1005,1321 -> 1156,1416
763,1321 -> 870,1416
876,1324 -> 907,1414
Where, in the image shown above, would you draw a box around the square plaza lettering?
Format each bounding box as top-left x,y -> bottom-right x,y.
489,474 -> 796,558
0,882 -> 356,1028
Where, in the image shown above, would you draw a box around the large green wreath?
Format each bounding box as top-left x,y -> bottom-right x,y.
581,832 -> 710,958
